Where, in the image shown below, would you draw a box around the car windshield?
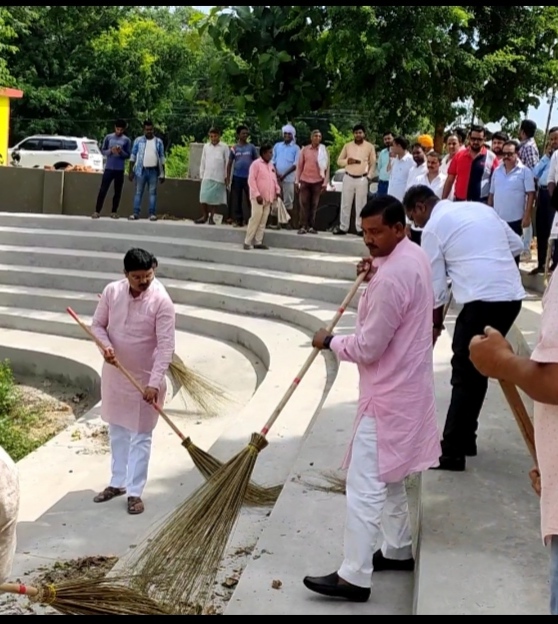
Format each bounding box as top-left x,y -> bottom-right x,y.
85,141 -> 101,154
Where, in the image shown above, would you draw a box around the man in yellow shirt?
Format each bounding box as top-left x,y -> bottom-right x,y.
334,124 -> 376,237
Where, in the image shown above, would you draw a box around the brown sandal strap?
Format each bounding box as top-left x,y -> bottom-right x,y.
127,497 -> 145,515
94,487 -> 125,503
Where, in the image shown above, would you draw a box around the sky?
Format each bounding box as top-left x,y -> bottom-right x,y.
193,6 -> 555,132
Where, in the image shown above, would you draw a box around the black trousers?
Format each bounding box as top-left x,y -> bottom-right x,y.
536,188 -> 558,270
95,169 -> 124,214
441,300 -> 522,458
507,220 -> 523,266
229,176 -> 250,225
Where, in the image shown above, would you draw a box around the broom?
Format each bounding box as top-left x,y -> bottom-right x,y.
129,271 -> 368,612
0,577 -> 170,614
94,293 -> 227,416
66,307 -> 281,507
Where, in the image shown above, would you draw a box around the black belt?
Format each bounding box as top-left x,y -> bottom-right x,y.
345,173 -> 367,179
540,185 -> 548,190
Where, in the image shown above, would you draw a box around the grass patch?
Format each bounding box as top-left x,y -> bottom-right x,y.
0,360 -> 66,461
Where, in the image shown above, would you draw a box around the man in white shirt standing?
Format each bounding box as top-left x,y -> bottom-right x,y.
387,137 -> 414,201
403,185 -> 525,472
195,127 -> 230,225
405,143 -> 428,245
416,151 -> 447,199
488,140 -> 536,264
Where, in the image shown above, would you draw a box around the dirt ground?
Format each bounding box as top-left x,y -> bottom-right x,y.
14,374 -> 98,447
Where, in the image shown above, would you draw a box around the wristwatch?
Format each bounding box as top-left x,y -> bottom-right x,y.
323,335 -> 334,350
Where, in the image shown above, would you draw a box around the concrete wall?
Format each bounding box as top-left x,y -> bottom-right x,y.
0,166 -> 351,231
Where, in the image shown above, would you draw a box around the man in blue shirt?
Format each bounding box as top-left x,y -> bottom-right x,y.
93,119 -> 132,219
376,131 -> 394,196
128,120 -> 166,222
531,127 -> 558,274
227,125 -> 258,227
272,124 -> 301,228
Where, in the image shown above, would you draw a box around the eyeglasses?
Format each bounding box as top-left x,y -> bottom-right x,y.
502,152 -> 515,157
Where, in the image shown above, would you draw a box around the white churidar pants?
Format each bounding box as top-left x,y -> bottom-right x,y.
109,424 -> 153,498
340,175 -> 370,233
338,416 -> 413,589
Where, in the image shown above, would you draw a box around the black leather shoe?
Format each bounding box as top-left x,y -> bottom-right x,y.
431,456 -> 466,472
303,572 -> 370,603
373,550 -> 415,572
466,443 -> 477,457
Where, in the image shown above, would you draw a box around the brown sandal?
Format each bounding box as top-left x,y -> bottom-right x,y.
94,487 -> 126,503
127,497 -> 145,515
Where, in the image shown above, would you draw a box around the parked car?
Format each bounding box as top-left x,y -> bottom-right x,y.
329,169 -> 379,193
8,135 -> 103,172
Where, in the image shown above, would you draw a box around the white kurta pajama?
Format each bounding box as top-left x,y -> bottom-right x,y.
0,446 -> 19,584
92,278 -> 175,498
329,238 -> 440,589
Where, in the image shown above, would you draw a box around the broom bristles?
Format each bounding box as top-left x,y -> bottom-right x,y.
183,437 -> 283,507
129,433 -> 268,613
301,470 -> 347,495
169,354 -> 229,416
25,576 -> 171,614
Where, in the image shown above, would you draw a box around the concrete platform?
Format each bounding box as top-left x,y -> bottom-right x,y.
0,212 -> 547,615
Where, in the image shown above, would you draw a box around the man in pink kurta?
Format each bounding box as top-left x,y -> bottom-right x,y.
244,143 -> 280,250
470,273 -> 558,615
304,195 -> 440,603
91,248 -> 175,515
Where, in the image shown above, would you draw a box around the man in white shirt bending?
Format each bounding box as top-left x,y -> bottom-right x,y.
403,185 -> 525,472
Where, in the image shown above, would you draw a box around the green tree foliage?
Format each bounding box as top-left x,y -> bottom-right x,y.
1,6 -> 557,155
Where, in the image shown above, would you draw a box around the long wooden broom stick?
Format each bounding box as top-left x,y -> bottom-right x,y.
130,271 -> 368,611
66,307 -> 280,507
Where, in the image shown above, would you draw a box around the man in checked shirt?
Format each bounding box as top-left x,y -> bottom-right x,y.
518,119 -> 540,262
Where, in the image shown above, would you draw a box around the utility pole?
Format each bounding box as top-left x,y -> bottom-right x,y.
543,87 -> 556,147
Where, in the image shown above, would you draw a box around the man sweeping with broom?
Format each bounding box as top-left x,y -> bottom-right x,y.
91,248 -> 175,515
303,196 -> 441,603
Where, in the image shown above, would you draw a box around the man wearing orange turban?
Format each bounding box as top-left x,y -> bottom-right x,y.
418,134 -> 434,152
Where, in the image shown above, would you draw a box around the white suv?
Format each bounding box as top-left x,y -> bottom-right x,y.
9,135 -> 103,171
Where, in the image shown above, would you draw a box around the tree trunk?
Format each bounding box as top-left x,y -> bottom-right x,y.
434,121 -> 446,153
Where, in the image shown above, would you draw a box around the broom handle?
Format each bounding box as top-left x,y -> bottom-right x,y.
260,272 -> 367,436
0,583 -> 39,597
498,380 -> 536,462
66,307 -> 186,441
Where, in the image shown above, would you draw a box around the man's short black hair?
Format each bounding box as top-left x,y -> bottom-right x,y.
492,131 -> 509,142
361,195 -> 406,228
550,126 -> 558,135
115,119 -> 127,129
353,124 -> 366,134
403,185 -> 437,211
393,136 -> 409,150
124,248 -> 157,272
520,119 -> 537,138
143,119 -> 154,128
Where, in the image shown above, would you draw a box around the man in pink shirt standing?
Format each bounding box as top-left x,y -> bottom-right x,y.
91,248 -> 176,516
470,275 -> 558,615
304,196 -> 441,603
244,144 -> 280,251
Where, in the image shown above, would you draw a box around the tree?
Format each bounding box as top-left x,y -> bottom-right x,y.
202,6 -> 332,126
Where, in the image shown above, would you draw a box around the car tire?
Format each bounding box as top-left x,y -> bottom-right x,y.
54,163 -> 70,170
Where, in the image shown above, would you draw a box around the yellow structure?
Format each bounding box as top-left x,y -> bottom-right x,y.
0,87 -> 23,166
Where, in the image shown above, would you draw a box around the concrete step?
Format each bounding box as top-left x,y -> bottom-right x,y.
0,251 -> 357,307
0,227 -> 361,281
224,359 -> 414,615
0,278 -> 358,335
0,212 -> 367,257
415,301 -> 547,614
